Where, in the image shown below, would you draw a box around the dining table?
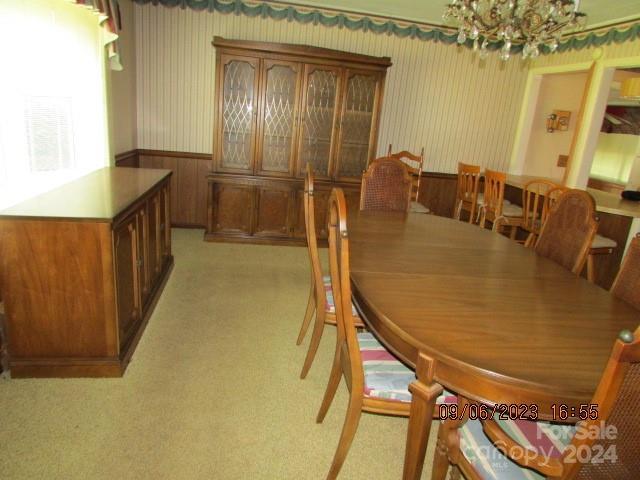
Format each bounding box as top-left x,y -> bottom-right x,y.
347,210 -> 639,480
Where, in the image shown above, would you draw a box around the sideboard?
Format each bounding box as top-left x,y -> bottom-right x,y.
0,167 -> 173,377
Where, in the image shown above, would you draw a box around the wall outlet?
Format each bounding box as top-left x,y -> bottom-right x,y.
557,154 -> 568,167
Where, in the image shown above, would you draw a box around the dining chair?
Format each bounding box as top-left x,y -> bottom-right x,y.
359,157 -> 413,213
534,189 -> 598,275
522,184 -> 568,248
454,163 -> 481,223
317,187 -> 456,480
477,169 -> 523,236
296,164 -> 363,379
610,233 -> 640,310
387,144 -> 429,214
431,322 -> 640,480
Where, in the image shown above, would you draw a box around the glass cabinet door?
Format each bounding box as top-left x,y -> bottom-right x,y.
296,65 -> 341,179
217,55 -> 260,173
256,60 -> 301,176
334,70 -> 380,180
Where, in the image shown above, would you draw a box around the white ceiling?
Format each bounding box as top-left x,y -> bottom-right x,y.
274,0 -> 640,31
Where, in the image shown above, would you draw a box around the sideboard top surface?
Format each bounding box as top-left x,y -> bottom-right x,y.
0,167 -> 172,222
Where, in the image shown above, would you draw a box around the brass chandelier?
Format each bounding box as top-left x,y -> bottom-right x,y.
443,0 -> 587,60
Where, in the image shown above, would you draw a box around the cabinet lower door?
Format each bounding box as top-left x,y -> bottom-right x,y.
253,186 -> 292,238
210,183 -> 254,236
114,216 -> 141,348
147,192 -> 161,287
293,188 -> 330,240
160,184 -> 171,261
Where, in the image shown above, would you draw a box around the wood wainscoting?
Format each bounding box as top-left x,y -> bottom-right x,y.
117,149 -> 459,230
117,149 -> 212,228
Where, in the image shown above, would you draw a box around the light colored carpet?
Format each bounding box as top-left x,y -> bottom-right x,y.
0,229 -> 439,480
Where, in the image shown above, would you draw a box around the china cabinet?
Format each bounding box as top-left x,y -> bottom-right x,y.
206,37 -> 391,244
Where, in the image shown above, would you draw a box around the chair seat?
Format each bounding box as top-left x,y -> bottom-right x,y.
459,416 -> 575,480
358,332 -> 457,404
323,276 -> 358,316
477,193 -> 511,206
409,201 -> 430,214
501,203 -> 523,217
591,234 -> 617,250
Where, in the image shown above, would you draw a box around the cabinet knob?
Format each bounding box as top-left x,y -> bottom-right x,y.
137,259 -> 143,267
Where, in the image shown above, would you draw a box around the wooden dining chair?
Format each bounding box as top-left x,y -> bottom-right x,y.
359,157 -> 412,213
296,164 -> 363,379
317,187 -> 456,480
432,322 -> 640,480
534,189 -> 598,275
610,233 -> 640,310
478,169 -> 523,236
454,163 -> 481,223
522,184 -> 568,248
387,144 -> 429,213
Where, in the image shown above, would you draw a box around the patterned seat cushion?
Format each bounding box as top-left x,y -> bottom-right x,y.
459,416 -> 575,479
323,276 -> 359,316
358,332 -> 457,404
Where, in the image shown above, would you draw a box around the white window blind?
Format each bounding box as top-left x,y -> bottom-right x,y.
0,0 -> 109,210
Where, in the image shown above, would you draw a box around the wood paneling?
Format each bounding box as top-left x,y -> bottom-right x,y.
134,3 -> 527,174
115,150 -> 139,168
138,149 -> 212,227
417,173 -> 458,218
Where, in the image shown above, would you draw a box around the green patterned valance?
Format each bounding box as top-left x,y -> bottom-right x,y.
134,0 -> 640,54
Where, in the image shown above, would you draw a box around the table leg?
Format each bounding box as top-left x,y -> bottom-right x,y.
403,352 -> 443,480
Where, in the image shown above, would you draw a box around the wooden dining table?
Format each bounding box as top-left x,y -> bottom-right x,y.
347,210 -> 638,480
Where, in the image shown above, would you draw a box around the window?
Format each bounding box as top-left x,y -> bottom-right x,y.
0,0 -> 109,210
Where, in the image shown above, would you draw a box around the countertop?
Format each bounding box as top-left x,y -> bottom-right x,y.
0,167 -> 172,222
505,174 -> 640,218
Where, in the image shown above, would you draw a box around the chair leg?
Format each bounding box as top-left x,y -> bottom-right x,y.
324,392 -> 363,480
300,307 -> 327,379
587,254 -> 595,283
296,285 -> 316,345
524,232 -> 535,248
509,225 -> 518,240
432,421 -> 451,480
454,200 -> 462,221
316,341 -> 343,423
478,210 -> 486,229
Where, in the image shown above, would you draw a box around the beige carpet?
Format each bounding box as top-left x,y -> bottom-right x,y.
0,229 -> 439,480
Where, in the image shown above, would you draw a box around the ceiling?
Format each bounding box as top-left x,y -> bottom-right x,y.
270,0 -> 640,31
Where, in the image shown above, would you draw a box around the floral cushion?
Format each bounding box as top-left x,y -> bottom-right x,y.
358,332 -> 457,404
323,276 -> 359,316
459,416 -> 575,480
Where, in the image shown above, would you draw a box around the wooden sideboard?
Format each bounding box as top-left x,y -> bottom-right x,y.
205,37 -> 391,245
0,167 -> 173,377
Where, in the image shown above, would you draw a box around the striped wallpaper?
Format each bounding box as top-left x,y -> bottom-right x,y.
134,3 -> 529,173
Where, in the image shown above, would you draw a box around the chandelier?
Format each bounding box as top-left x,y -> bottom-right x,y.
443,0 -> 587,61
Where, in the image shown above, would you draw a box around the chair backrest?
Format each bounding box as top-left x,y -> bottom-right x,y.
359,157 -> 412,212
327,188 -> 364,394
304,164 -> 327,313
455,162 -> 481,220
611,234 -> 640,311
534,189 -> 598,274
563,326 -> 640,479
482,169 -> 507,218
387,144 -> 425,202
521,179 -> 562,234
539,186 -> 568,231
